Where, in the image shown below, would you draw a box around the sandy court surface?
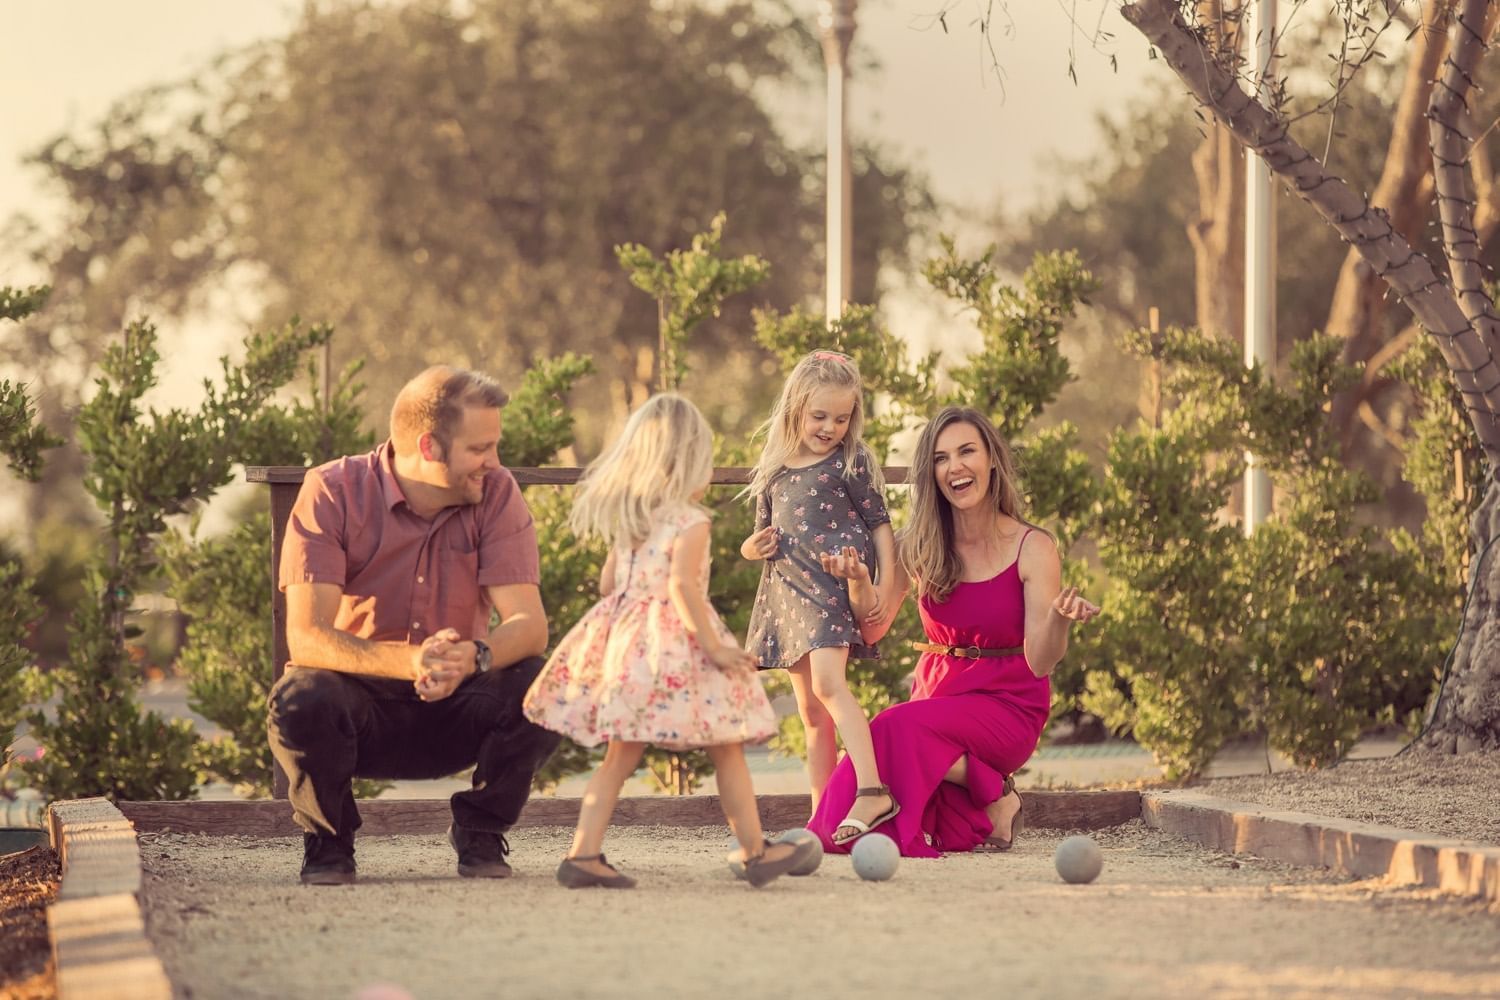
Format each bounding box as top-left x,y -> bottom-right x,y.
138,822 -> 1500,1000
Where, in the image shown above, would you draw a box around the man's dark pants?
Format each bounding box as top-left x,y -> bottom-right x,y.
267,657 -> 560,847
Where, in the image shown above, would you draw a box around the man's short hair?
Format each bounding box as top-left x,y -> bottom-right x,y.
390,366 -> 509,456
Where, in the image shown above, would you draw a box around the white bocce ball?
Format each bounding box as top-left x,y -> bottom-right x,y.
850,832 -> 900,881
778,827 -> 824,876
727,835 -> 748,880
728,828 -> 825,879
1054,834 -> 1104,884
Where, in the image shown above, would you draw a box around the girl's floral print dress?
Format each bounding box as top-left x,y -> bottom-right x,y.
523,505 -> 776,750
747,449 -> 891,672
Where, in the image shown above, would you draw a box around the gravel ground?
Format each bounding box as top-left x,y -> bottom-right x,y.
1195,748 -> 1500,843
138,818 -> 1500,1000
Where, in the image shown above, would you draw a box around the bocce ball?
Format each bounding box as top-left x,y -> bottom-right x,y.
850,832 -> 900,881
777,827 -> 824,876
728,829 -> 825,879
726,835 -> 748,879
1054,834 -> 1104,884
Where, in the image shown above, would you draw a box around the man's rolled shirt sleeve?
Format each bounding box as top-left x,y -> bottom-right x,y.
279,466 -> 348,591
477,469 -> 540,588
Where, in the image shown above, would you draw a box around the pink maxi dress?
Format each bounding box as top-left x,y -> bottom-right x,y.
807,529 -> 1050,858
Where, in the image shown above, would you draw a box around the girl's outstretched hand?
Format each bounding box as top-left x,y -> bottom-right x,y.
818,545 -> 872,584
706,642 -> 759,673
1051,586 -> 1101,624
821,546 -> 883,624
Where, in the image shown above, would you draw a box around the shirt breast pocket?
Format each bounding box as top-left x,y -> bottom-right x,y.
438,535 -> 481,636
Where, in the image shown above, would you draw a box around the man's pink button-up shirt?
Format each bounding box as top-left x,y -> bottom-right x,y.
278,441 -> 540,651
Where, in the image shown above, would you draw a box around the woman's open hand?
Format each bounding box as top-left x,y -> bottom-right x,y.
1050,586 -> 1100,624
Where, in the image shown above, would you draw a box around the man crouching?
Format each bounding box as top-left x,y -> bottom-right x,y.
269,365 -> 560,885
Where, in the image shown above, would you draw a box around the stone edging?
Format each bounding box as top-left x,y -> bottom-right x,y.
1142,789 -> 1500,903
46,798 -> 172,1000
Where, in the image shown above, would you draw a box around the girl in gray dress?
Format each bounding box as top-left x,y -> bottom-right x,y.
741,350 -> 901,845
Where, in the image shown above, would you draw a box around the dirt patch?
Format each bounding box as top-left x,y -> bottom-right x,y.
0,845 -> 58,1000
138,822 -> 1500,1000
1196,749 -> 1500,843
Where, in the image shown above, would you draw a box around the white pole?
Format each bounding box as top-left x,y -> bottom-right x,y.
820,1 -> 856,326
1244,0 -> 1276,535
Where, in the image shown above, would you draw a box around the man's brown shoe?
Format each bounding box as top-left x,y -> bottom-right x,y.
449,824 -> 514,878
300,833 -> 356,886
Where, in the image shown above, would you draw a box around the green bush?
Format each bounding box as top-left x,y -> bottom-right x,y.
1082,327 -> 1457,775
1,285 -> 63,776
22,318 -> 335,801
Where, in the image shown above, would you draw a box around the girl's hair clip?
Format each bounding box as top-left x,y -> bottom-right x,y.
812,350 -> 852,364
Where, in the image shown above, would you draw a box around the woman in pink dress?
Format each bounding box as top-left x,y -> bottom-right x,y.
807,406 -> 1100,858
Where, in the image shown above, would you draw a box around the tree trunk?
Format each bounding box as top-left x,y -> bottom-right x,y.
1189,126 -> 1245,341
1421,477 -> 1500,751
1325,0 -> 1449,448
1121,0 -> 1500,751
1187,0 -> 1245,342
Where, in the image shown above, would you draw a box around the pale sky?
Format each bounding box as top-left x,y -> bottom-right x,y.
0,1 -> 1163,246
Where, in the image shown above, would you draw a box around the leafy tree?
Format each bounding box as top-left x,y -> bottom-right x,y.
1,285 -> 62,773
1086,325 -> 1451,775
22,318 -> 335,801
6,0 -> 932,542
160,361 -> 374,795
562,216 -> 774,794
1120,0 -> 1500,754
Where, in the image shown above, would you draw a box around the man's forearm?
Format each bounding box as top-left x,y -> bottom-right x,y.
485,612 -> 548,668
288,625 -> 416,680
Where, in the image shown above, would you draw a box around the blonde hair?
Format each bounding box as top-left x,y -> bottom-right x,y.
900,407 -> 1027,602
746,350 -> 883,500
390,365 -> 509,456
569,393 -> 715,549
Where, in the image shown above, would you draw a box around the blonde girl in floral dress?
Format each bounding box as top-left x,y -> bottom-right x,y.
524,393 -> 816,888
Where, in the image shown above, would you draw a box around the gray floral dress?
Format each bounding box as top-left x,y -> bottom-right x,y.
747,448 -> 891,671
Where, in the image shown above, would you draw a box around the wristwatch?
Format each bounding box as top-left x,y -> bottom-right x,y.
473,639 -> 492,674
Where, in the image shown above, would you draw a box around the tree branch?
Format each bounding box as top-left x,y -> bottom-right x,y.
1121,0 -> 1500,474
1428,0 -> 1500,344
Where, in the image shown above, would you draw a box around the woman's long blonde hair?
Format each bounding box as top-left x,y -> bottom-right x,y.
569,393 -> 715,549
900,406 -> 1026,602
745,350 -> 883,500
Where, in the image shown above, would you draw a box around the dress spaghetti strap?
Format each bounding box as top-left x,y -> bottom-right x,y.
1015,526 -> 1036,562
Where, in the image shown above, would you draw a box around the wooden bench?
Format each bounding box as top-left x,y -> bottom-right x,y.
248,464 -> 910,796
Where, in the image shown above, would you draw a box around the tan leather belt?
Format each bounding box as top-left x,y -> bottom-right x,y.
911,641 -> 1023,659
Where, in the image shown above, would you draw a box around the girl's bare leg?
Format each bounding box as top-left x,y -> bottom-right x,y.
807,646 -> 892,830
707,742 -> 798,866
568,739 -> 647,877
787,658 -> 838,811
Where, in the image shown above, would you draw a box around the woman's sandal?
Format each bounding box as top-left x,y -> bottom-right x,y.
831,784 -> 902,846
976,775 -> 1023,852
556,853 -> 637,889
740,837 -> 818,888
